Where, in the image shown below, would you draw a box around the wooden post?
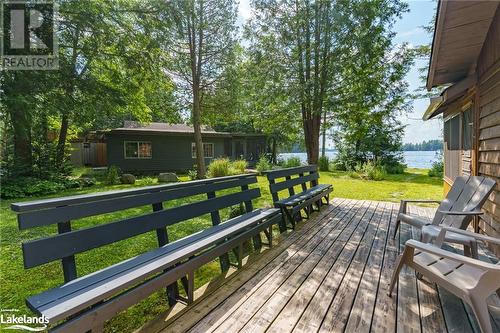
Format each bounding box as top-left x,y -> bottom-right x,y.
241,184 -> 262,250
152,202 -> 179,306
207,191 -> 230,271
57,221 -> 77,283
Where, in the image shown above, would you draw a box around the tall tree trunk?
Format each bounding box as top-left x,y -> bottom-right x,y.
10,107 -> 32,176
321,108 -> 327,157
189,1 -> 206,179
193,87 -> 206,178
56,112 -> 69,167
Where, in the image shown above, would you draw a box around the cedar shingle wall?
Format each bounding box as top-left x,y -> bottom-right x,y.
477,8 -> 500,254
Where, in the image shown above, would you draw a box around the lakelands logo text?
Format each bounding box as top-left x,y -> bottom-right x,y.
1,0 -> 58,70
0,310 -> 48,332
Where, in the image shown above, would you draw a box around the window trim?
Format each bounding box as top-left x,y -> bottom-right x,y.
124,141 -> 152,159
191,142 -> 214,159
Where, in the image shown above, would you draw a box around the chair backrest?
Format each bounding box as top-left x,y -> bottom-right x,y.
11,174 -> 259,282
266,165 -> 319,204
432,176 -> 496,229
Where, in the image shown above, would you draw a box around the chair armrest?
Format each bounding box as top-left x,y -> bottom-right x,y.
438,210 -> 483,216
406,239 -> 499,271
436,226 -> 500,246
402,199 -> 441,204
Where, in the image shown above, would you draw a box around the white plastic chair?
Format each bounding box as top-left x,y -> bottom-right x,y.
393,176 -> 496,258
389,226 -> 500,333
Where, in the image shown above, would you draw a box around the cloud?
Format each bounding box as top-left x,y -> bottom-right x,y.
397,27 -> 425,38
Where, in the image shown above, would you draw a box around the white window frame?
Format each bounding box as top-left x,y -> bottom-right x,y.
124,141 -> 152,159
191,142 -> 214,158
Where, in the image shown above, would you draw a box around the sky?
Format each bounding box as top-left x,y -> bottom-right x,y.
237,0 -> 442,145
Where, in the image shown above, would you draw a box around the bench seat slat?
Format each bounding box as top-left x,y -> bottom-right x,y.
18,176 -> 257,229
28,208 -> 281,322
22,189 -> 261,268
275,184 -> 331,206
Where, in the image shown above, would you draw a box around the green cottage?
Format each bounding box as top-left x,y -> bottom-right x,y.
105,122 -> 266,173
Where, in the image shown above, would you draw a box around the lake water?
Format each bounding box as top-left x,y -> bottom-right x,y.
278,151 -> 440,169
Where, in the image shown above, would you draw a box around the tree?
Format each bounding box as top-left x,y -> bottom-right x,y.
1,0 -> 178,178
330,0 -> 413,169
161,0 -> 238,178
248,0 -> 335,164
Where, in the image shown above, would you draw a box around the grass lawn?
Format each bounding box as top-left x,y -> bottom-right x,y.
0,168 -> 442,331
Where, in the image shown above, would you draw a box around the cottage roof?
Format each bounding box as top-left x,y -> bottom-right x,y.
426,1 -> 499,90
108,122 -> 264,138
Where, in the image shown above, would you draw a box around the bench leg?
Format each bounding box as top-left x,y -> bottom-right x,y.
278,208 -> 288,233
166,282 -> 179,306
187,272 -> 194,304
283,208 -> 295,230
252,233 -> 262,252
237,243 -> 243,268
268,225 -> 273,247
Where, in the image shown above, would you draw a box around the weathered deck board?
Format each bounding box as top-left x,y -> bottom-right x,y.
142,198 -> 499,333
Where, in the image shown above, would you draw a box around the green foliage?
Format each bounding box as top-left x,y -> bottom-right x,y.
207,158 -> 250,178
232,159 -> 248,174
256,155 -> 272,175
384,162 -> 406,174
0,176 -> 94,199
318,156 -> 330,171
187,168 -> 199,180
351,162 -> 387,181
282,157 -> 302,168
106,166 -> 121,185
428,160 -> 444,178
208,158 -> 232,178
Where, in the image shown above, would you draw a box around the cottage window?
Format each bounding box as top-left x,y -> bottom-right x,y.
124,141 -> 152,159
443,114 -> 461,181
462,107 -> 473,150
192,143 -> 214,158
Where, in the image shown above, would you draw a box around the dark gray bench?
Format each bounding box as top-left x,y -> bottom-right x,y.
11,174 -> 281,333
266,165 -> 332,231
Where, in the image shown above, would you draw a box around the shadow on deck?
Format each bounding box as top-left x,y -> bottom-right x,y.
139,198 -> 500,333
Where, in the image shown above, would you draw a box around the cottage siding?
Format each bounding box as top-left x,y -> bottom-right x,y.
477,8 -> 500,254
107,134 -> 225,173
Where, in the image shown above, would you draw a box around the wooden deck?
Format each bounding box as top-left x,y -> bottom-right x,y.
141,198 -> 500,333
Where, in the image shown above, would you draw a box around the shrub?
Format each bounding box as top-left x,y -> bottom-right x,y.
256,155 -> 271,175
283,156 -> 302,168
106,165 -> 121,185
187,167 -> 198,180
318,155 -> 329,171
428,160 -> 444,178
383,161 -> 406,174
208,158 -> 231,177
354,162 -> 386,181
0,176 -> 95,199
232,159 -> 248,174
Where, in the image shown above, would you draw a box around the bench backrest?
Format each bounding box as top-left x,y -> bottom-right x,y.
266,165 -> 319,203
11,174 -> 259,282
